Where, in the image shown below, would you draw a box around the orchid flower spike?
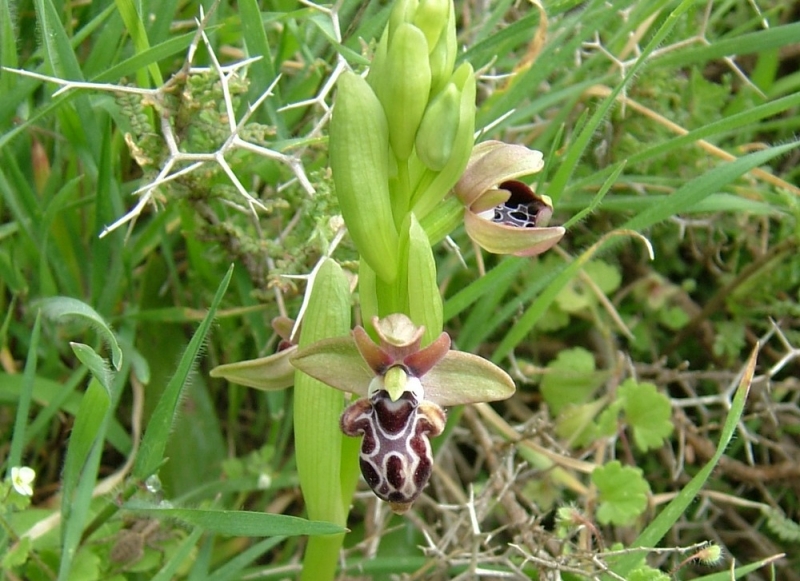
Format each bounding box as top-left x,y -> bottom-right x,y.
291,313 -> 515,513
455,140 -> 565,257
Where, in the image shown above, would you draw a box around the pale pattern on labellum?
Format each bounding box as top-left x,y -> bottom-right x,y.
341,386 -> 446,514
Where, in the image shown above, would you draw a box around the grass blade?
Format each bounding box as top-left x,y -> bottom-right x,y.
621,140 -> 800,232
6,311 -> 41,471
547,0 -> 693,205
133,264 -> 234,479
58,377 -> 110,581
113,0 -> 163,86
610,345 -> 758,577
125,502 -> 345,537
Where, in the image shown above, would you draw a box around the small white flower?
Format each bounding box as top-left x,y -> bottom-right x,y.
11,466 -> 36,497
257,473 -> 272,490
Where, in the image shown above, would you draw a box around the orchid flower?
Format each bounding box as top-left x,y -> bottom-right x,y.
291,313 -> 515,513
454,140 -> 565,257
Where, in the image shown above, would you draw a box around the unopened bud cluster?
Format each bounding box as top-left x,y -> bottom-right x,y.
330,0 -> 475,325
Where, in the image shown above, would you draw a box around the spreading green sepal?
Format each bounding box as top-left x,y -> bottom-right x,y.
291,314 -> 515,408
209,348 -> 296,390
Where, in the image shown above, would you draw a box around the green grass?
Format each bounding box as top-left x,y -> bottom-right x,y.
2,0 -> 799,579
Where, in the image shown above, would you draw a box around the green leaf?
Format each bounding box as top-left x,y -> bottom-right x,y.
592,460 -> 650,526
59,377 -> 111,580
7,312 -> 41,472
444,257 -> 526,321
621,140 -> 800,234
554,400 -> 605,448
125,502 -> 345,537
150,528 -> 204,581
70,342 -> 113,395
540,347 -> 606,415
133,264 -> 234,480
70,548 -> 101,581
596,400 -> 622,439
556,260 -> 621,314
113,0 -> 163,86
762,507 -> 800,543
586,260 -> 622,295
490,235 -> 619,363
238,0 -> 283,132
1,535 -> 31,569
205,536 -> 285,581
658,306 -> 689,330
619,380 -> 673,452
38,296 -> 122,370
652,21 -> 800,70
546,0 -> 693,205
293,257 -> 354,531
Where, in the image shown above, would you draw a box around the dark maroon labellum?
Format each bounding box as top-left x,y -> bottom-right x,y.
340,389 -> 446,513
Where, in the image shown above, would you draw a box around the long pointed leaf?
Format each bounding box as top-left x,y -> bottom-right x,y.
610,345 -> 757,577
125,502 -> 344,537
59,377 -> 110,581
133,264 -> 234,479
7,311 -> 41,471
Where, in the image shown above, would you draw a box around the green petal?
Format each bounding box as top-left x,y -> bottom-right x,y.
210,346 -> 296,391
421,350 -> 515,406
470,187 -> 510,214
464,210 -> 565,257
290,337 -> 372,397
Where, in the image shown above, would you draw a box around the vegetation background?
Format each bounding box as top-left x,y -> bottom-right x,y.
1,0 -> 799,579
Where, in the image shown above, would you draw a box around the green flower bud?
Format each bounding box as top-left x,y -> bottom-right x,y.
410,62 -> 476,218
425,0 -> 457,94
366,29 -> 389,99
378,23 -> 431,160
388,0 -> 419,37
419,194 -> 463,245
330,72 -> 399,283
413,0 -> 451,53
415,82 -> 461,172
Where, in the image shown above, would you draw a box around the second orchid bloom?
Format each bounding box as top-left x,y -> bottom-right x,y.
455,140 -> 566,257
